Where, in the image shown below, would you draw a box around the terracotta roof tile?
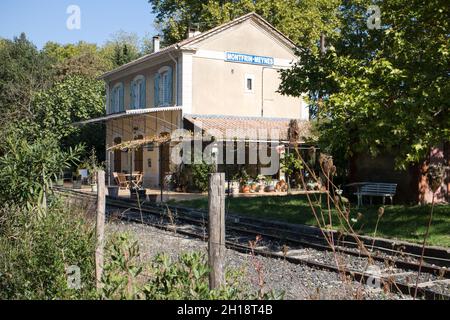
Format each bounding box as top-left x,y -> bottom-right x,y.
184,114 -> 311,142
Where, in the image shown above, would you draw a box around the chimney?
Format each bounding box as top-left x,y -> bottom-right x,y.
152,35 -> 160,53
187,26 -> 201,38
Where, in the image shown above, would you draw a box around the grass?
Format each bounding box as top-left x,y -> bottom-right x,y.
171,195 -> 450,247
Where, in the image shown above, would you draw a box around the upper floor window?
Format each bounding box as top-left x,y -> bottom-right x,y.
130,75 -> 146,109
154,66 -> 173,107
110,83 -> 124,113
245,74 -> 255,93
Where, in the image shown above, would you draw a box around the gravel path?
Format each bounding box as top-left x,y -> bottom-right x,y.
106,220 -> 409,300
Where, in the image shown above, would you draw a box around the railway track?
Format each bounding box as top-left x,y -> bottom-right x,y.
54,187 -> 450,300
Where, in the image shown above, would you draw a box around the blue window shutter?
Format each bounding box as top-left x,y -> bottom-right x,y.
140,77 -> 146,108
167,67 -> 173,105
119,84 -> 124,111
130,81 -> 135,109
154,73 -> 160,107
110,89 -> 114,114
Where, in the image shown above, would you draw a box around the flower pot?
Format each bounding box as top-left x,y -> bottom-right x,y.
56,179 -> 64,187
241,185 -> 250,193
147,194 -> 158,202
107,186 -> 119,198
130,188 -> 146,200
264,185 -> 275,192
72,180 -> 82,190
90,184 -> 97,193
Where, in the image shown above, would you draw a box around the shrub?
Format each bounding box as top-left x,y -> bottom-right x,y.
190,162 -> 214,192
0,200 -> 96,299
0,132 -> 82,206
100,234 -> 279,300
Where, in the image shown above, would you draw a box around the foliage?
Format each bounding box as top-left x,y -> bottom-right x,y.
0,33 -> 54,133
0,132 -> 82,206
43,41 -> 111,80
32,75 -> 104,137
100,234 -> 272,300
279,0 -> 450,169
102,31 -> 148,68
100,233 -> 143,300
79,148 -> 105,184
143,252 -> 247,300
148,0 -> 340,49
175,161 -> 214,192
281,153 -> 303,177
0,200 -> 96,300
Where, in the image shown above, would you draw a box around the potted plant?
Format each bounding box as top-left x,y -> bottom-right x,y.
256,175 -> 266,193
238,169 -> 250,193
83,148 -> 105,193
250,181 -> 258,193
108,185 -> 119,198
55,171 -> 64,187
264,176 -> 275,192
130,187 -> 146,200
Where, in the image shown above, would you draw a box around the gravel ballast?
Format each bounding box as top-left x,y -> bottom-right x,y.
106,220 -> 409,300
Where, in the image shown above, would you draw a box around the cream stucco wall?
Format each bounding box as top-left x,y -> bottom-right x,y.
198,20 -> 296,60
190,19 -> 306,119
191,57 -> 305,118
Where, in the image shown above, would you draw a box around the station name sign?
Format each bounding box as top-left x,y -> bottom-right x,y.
225,52 -> 274,66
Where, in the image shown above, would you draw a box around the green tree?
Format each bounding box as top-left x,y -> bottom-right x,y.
102,31 -> 142,68
31,75 -> 105,158
279,0 -> 450,169
0,33 -> 54,133
148,0 -> 340,48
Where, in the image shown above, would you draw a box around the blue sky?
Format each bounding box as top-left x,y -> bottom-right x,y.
0,0 -> 157,48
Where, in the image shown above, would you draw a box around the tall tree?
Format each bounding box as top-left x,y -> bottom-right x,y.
279,0 -> 450,169
148,0 -> 340,49
0,33 -> 54,133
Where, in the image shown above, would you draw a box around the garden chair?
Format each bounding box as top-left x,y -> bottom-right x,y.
113,172 -> 130,190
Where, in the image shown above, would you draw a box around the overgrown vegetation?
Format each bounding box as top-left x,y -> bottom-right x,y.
0,201 -> 96,300
0,132 -> 82,206
100,233 -> 280,300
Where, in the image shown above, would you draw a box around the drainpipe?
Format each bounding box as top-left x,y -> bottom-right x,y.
261,67 -> 267,117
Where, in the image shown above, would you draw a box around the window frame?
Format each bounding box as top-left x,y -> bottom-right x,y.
244,74 -> 255,93
111,82 -> 124,113
131,75 -> 146,109
156,66 -> 172,107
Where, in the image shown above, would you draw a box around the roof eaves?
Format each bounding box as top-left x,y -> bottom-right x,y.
98,45 -> 178,80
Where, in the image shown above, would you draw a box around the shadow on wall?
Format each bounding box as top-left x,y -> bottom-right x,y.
349,145 -> 450,205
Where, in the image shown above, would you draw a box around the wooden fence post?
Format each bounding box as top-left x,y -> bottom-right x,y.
95,170 -> 106,290
208,173 -> 226,290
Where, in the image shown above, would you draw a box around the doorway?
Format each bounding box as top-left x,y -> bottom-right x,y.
134,135 -> 144,173
113,137 -> 122,173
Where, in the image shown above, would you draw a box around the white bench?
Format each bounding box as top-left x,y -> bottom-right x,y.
354,183 -> 397,207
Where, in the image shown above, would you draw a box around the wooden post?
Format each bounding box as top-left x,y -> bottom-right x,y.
95,170 -> 106,290
208,173 -> 225,290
